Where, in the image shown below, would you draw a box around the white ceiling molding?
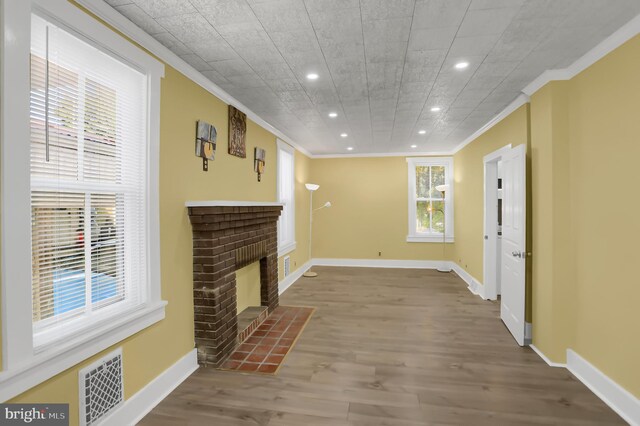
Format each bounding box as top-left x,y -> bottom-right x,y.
75,1 -> 639,160
75,0 -> 312,158
312,150 -> 456,159
523,12 -> 640,96
449,93 -> 530,155
452,11 -> 640,157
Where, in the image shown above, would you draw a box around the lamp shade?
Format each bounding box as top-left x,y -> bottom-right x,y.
435,184 -> 449,193
305,183 -> 320,191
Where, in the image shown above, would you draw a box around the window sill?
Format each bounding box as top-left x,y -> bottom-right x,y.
0,301 -> 167,401
406,235 -> 455,243
278,241 -> 297,257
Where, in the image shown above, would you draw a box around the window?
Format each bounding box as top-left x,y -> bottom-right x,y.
406,157 -> 454,242
29,14 -> 150,347
277,140 -> 296,255
1,0 -> 164,401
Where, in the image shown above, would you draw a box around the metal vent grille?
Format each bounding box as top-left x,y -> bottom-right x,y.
284,256 -> 290,277
79,348 -> 124,425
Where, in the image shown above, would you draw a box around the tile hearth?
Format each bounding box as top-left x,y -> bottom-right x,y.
220,306 -> 314,375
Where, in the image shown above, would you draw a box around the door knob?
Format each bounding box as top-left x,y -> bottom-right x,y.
512,251 -> 521,258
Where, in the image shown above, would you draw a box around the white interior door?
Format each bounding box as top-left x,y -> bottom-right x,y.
500,144 -> 527,345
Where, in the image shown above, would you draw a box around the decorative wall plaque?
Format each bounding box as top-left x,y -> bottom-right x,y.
228,105 -> 247,158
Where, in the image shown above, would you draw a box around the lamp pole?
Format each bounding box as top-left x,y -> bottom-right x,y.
308,189 -> 313,264
435,184 -> 451,273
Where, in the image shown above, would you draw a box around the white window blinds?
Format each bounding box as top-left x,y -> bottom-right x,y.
277,141 -> 295,253
30,14 -> 149,347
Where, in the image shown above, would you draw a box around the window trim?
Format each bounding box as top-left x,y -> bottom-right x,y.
0,0 -> 164,401
406,157 -> 455,243
276,139 -> 296,256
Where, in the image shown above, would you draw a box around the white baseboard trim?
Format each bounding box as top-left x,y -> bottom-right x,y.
450,262 -> 485,299
312,258 -> 446,269
530,344 -> 566,368
279,260 -> 311,295
529,345 -> 639,424
101,348 -> 198,426
567,350 -> 640,425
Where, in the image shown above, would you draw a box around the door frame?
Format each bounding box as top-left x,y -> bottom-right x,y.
483,144 -> 512,301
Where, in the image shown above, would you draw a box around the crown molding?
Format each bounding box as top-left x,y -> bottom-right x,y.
311,149 -> 455,159
449,93 -> 530,155
523,12 -> 640,96
75,1 -> 640,160
452,12 -> 640,156
74,0 -> 312,158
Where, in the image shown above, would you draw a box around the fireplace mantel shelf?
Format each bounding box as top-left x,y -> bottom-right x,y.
185,200 -> 284,208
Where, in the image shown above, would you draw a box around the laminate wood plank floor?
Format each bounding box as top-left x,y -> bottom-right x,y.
139,267 -> 624,425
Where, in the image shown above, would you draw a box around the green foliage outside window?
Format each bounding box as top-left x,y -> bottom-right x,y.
415,166 -> 445,234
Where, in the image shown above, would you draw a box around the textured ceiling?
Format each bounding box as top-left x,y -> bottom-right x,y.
107,0 -> 640,155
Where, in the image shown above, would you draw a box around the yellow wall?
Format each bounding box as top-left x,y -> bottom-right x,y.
235,262 -> 261,314
530,35 -> 640,396
530,81 -> 574,362
309,156 -> 452,261
566,35 -> 639,395
451,105 -> 530,281
3,7 -> 312,421
243,151 -> 313,305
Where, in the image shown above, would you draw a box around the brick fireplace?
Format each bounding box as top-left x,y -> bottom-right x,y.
186,201 -> 283,367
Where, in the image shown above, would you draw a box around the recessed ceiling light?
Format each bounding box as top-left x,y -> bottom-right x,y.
347,147 -> 353,151
306,73 -> 319,80
328,112 -> 338,118
430,107 -> 441,112
455,62 -> 469,70
340,133 -> 348,138
418,130 -> 427,135
411,144 -> 417,148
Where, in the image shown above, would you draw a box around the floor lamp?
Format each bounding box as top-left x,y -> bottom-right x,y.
435,184 -> 451,273
303,183 -> 331,277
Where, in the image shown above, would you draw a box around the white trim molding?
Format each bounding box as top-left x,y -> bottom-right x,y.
406,236 -> 454,243
523,13 -> 640,96
75,2 -> 640,161
1,0 -> 34,373
482,144 -> 512,301
567,350 -> 640,425
0,302 -> 167,402
276,139 -> 296,257
278,260 -> 311,295
528,346 -> 640,424
451,94 -> 530,155
312,258 -> 446,269
74,0 -> 311,159
312,149 -> 456,159
451,262 -> 486,300
406,156 -> 455,243
278,242 -> 297,258
101,349 -> 198,426
1,0 -> 166,400
529,345 -> 566,368
185,200 -> 284,207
